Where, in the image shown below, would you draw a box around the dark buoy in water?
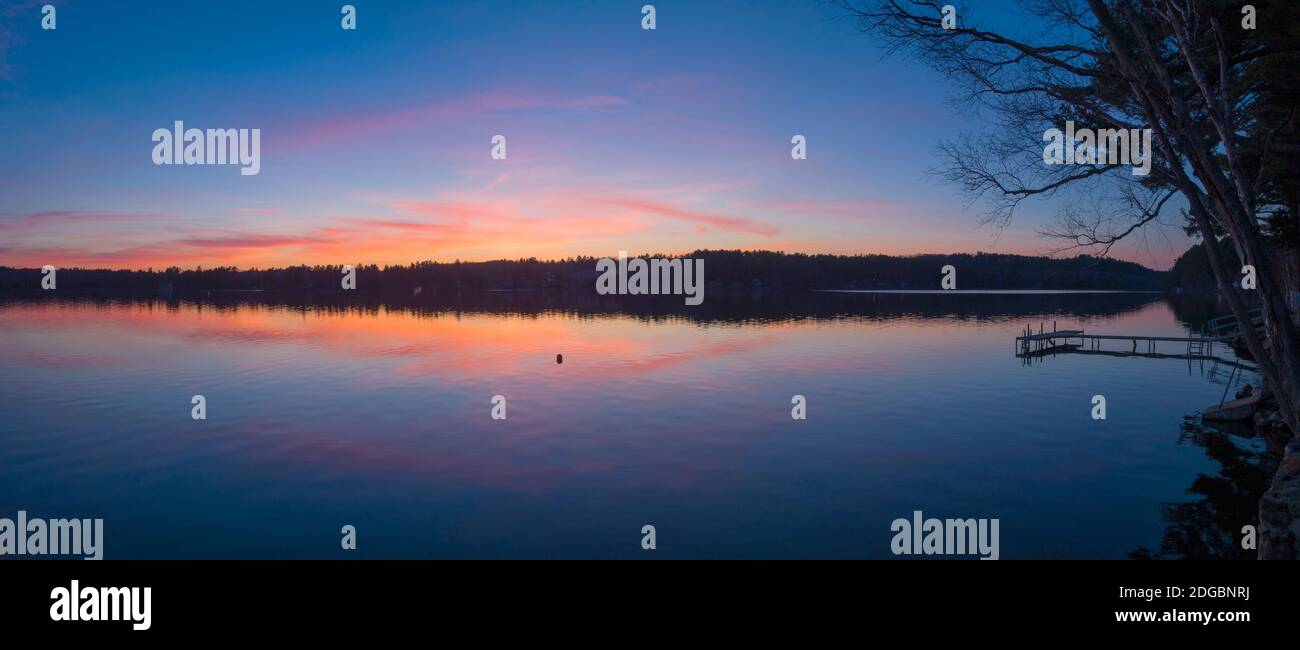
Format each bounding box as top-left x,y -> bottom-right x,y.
556,354 -> 563,364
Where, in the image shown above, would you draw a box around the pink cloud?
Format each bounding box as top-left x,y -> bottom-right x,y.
560,95 -> 631,108
1,188 -> 784,269
276,91 -> 631,151
739,199 -> 903,219
0,211 -> 173,233
588,196 -> 778,237
388,200 -> 515,222
2,244 -> 204,267
225,207 -> 286,217
176,234 -> 328,250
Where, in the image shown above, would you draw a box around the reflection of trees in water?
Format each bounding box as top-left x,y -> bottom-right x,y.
1163,291 -> 1269,335
1,289 -> 1165,326
1166,292 -> 1223,332
1130,420 -> 1284,560
1166,291 -> 1267,338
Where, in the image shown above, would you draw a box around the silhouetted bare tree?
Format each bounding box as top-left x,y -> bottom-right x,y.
839,0 -> 1300,431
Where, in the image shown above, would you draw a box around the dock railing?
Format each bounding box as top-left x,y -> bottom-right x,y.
1205,307 -> 1264,339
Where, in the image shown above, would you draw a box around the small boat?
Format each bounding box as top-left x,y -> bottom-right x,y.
1202,392 -> 1262,421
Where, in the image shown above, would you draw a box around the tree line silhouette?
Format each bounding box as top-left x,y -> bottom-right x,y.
0,250 -> 1163,293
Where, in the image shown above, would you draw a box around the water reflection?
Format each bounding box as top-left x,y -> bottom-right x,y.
0,290 -> 1265,558
1,288 -> 1165,323
1130,419 -> 1284,560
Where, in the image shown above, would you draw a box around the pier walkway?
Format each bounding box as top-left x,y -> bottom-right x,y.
1017,323 -> 1217,359
1015,308 -> 1265,361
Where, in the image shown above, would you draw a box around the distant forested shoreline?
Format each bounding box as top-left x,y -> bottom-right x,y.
0,250 -> 1165,292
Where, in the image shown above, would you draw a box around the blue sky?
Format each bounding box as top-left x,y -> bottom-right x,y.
0,0 -> 1190,269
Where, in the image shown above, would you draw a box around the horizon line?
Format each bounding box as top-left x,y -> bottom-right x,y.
0,248 -> 1167,274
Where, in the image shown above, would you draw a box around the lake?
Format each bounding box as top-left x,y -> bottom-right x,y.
0,290 -> 1280,559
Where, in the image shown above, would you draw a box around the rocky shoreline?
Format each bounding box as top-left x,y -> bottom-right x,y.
1227,377 -> 1300,559
1260,436 -> 1300,559
1258,388 -> 1300,558
1215,333 -> 1300,559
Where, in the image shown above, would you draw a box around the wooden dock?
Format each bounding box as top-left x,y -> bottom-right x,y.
1014,321 -> 1229,359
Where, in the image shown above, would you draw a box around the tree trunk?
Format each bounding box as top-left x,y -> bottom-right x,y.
1087,0 -> 1300,434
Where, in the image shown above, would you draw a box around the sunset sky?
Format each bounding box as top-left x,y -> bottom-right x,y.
0,0 -> 1194,270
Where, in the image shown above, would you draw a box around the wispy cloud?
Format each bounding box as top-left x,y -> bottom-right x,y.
738,199 -> 903,220
175,234 -> 328,250
630,73 -> 713,93
277,90 -> 631,150
225,207 -> 286,217
0,210 -> 173,233
587,196 -> 778,237
0,188 -> 781,268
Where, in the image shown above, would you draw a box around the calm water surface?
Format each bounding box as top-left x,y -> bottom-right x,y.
0,291 -> 1278,558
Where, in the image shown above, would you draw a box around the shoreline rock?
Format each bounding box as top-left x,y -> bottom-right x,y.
1260,436 -> 1300,559
1248,382 -> 1300,558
